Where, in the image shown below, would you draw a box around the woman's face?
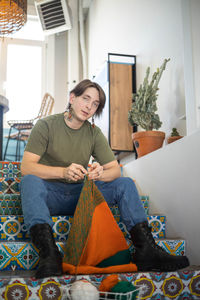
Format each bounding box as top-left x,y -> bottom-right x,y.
70,87 -> 100,122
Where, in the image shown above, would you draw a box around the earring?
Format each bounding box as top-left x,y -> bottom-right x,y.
67,104 -> 73,121
92,116 -> 95,128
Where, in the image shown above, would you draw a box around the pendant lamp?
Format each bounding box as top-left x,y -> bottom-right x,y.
0,0 -> 27,37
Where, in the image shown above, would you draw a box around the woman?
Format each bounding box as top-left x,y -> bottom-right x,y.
21,79 -> 189,279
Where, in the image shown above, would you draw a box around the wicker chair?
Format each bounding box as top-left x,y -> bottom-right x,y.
3,93 -> 54,161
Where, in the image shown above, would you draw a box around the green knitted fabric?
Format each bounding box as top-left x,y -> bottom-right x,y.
96,249 -> 132,268
110,281 -> 139,300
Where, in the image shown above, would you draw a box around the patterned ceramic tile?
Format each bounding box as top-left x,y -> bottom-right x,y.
0,215 -> 165,241
0,216 -> 28,241
0,239 -> 185,271
0,162 -> 21,178
0,241 -> 65,271
156,239 -> 186,256
0,242 -> 39,271
140,195 -> 149,214
0,270 -> 199,299
114,215 -> 166,239
0,177 -> 20,194
131,271 -> 200,299
110,195 -> 149,216
147,215 -> 166,238
0,195 -> 149,216
0,194 -> 22,215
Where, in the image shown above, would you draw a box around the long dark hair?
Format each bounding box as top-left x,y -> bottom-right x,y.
68,79 -> 106,116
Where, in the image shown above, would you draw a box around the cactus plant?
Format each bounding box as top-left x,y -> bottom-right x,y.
167,127 -> 183,144
170,128 -> 180,137
128,58 -> 170,131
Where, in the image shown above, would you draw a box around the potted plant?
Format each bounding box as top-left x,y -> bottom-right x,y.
167,128 -> 183,144
128,58 -> 170,157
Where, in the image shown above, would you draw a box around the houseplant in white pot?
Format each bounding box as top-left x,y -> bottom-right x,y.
128,58 -> 170,157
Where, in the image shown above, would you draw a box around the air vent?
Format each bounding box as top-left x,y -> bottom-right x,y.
35,0 -> 72,35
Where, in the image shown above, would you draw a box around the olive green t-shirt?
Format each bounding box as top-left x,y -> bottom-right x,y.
25,113 -> 115,181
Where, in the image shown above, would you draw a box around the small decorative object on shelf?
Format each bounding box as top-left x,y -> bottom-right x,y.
128,58 -> 170,157
167,128 -> 183,144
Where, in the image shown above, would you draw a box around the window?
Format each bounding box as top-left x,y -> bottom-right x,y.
6,41 -> 43,121
0,16 -> 46,126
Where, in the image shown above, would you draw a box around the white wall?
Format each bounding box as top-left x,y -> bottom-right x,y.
122,130 -> 200,265
190,0 -> 200,128
45,35 -> 55,104
181,0 -> 200,135
85,0 -> 200,264
54,32 -> 68,113
51,0 -> 81,113
86,0 -> 188,137
45,32 -> 68,114
51,0 -> 200,131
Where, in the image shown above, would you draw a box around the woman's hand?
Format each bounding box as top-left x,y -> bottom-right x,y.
88,162 -> 103,181
63,163 -> 87,182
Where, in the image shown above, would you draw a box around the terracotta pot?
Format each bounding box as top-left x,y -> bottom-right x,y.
132,131 -> 165,158
167,136 -> 183,144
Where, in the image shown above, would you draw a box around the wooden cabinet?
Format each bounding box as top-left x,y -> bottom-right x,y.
94,53 -> 136,152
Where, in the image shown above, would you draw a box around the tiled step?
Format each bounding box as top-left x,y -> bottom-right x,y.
110,195 -> 149,215
0,267 -> 199,300
0,178 -> 20,194
0,192 -> 149,214
0,162 -> 192,299
0,194 -> 22,215
0,239 -> 186,272
117,215 -> 166,239
0,214 -> 165,242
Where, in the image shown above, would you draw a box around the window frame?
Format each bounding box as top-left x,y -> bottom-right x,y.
0,36 -> 46,127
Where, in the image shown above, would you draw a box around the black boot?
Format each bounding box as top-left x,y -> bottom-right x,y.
130,221 -> 189,272
30,223 -> 63,279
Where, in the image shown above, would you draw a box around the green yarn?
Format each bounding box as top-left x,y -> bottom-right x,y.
110,281 -> 139,300
96,249 -> 131,268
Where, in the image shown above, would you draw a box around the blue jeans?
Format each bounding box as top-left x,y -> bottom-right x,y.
20,175 -> 147,232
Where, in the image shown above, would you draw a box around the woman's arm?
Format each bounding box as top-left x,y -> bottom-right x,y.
88,160 -> 121,182
21,151 -> 87,181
